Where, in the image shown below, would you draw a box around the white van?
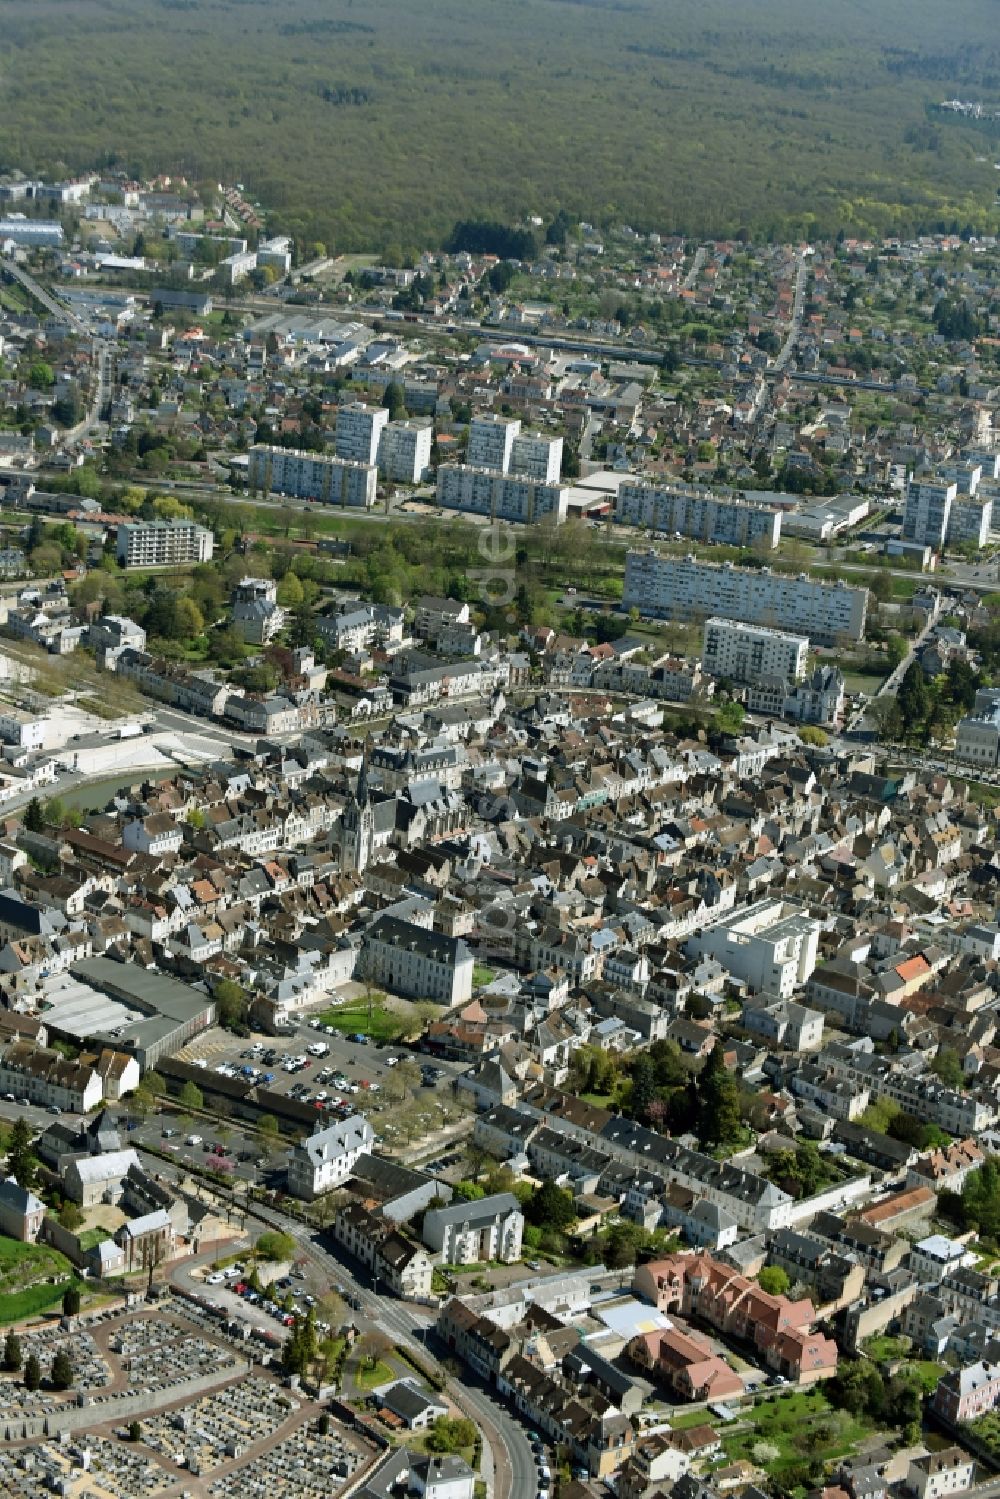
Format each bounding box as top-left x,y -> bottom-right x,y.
186,1134 -> 203,1147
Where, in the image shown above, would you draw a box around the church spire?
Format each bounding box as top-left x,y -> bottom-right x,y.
356,735 -> 372,806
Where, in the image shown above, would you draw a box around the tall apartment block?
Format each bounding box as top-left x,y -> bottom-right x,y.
467,414 -> 521,473
623,551 -> 868,644
702,618 -> 809,685
437,465 -> 567,524
511,432 -> 563,483
378,419 -> 433,484
615,481 -> 781,550
903,468 -> 993,550
248,445 -> 377,509
335,402 -> 390,467
116,520 -> 214,568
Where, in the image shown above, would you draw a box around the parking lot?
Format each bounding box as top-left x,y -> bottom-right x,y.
172,1014 -> 473,1164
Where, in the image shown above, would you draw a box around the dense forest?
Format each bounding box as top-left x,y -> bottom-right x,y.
0,0 -> 998,251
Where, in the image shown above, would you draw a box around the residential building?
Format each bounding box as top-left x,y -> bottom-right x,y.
336,401 -> 390,466
702,618 -> 808,685
0,1042 -> 103,1113
933,1360 -> 1000,1424
116,520 -> 214,568
467,414 -> 520,472
379,418 -> 433,483
286,1114 -> 375,1200
231,577 -> 286,645
903,480 -> 956,550
510,431 -> 563,483
615,482 -> 781,550
0,218 -> 64,247
422,1192 -> 524,1265
686,898 -> 820,998
363,914 -> 474,1005
0,1176 -> 44,1242
86,614 -> 146,669
956,688 -> 1000,769
331,1201 -> 434,1298
248,445 -> 377,509
437,465 -> 568,524
906,1448 -> 976,1499
623,552 -> 868,643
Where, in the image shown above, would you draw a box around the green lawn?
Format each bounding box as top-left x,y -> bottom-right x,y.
313,1001 -> 405,1043
0,1237 -> 74,1291
355,1357 -> 396,1391
472,965 -> 495,988
0,1277 -> 81,1326
862,1334 -> 910,1363
718,1389 -> 875,1479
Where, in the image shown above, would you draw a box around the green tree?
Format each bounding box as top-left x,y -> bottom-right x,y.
277,571 -> 305,608
50,1349 -> 74,1390
257,1114 -> 280,1155
525,1180 -> 576,1231
715,700 -> 745,737
58,1200 -> 83,1232
174,595 -> 205,639
3,1331 -> 22,1371
22,797 -> 45,833
128,1420 -> 142,1442
214,979 -> 247,1032
931,1047 -> 964,1090
758,1265 -> 790,1296
62,1284 -> 81,1317
426,1416 -> 477,1453
23,1353 -> 41,1391
256,1229 -> 296,1261
28,361 -> 55,390
6,1117 -> 38,1189
696,1042 -> 742,1149
178,1080 -> 203,1112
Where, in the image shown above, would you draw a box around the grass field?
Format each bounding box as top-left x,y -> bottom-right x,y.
718,1389 -> 875,1479
354,1358 -> 396,1391
313,1001 -> 405,1043
0,0 -> 996,251
0,1236 -> 80,1325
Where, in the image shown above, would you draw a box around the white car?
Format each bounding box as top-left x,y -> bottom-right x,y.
206,1272 -> 225,1285
186,1134 -> 203,1147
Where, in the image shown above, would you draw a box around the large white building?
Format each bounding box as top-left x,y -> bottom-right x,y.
686,898 -> 821,999
286,1114 -> 375,1200
116,520 -> 214,568
903,480 -> 957,550
248,445 -> 377,509
422,1192 -> 524,1265
336,401 -> 390,466
379,418 -> 433,483
437,465 -> 567,524
364,914 -> 474,1005
467,414 -> 521,472
511,431 -> 563,483
701,618 -> 808,685
615,482 -> 781,550
903,470 -> 993,551
0,218 -> 64,247
955,687 -> 1000,769
623,551 -> 868,644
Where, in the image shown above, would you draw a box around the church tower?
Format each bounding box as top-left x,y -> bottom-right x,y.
340,738 -> 374,874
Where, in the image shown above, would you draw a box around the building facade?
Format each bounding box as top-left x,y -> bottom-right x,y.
116,521 -> 215,568
623,552 -> 868,643
702,618 -> 808,685
616,483 -> 781,550
248,445 -> 377,509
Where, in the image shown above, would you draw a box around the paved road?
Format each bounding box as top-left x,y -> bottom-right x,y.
0,258 -> 89,333
680,244 -> 707,292
772,250 -> 807,372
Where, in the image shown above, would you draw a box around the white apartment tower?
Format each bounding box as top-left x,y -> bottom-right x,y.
248,445 -> 377,509
702,618 -> 809,685
116,521 -> 214,568
510,431 -> 563,483
623,551 -> 868,644
378,418 -> 433,483
335,401 -> 390,466
467,414 -> 521,472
